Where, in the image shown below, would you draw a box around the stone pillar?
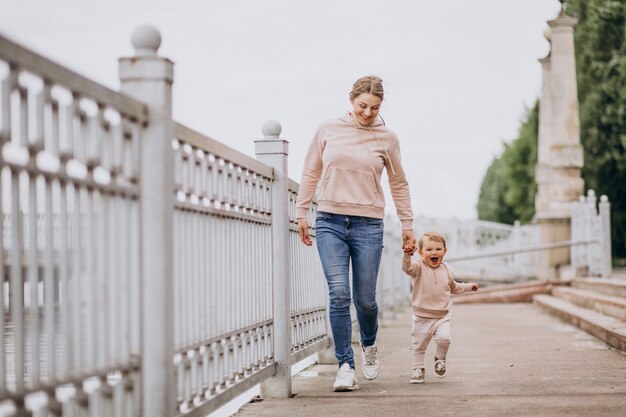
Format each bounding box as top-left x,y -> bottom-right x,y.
534,8 -> 584,280
534,55 -> 552,216
255,120 -> 292,398
119,26 -> 175,417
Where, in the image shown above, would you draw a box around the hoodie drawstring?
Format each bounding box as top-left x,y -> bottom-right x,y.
350,117 -> 396,176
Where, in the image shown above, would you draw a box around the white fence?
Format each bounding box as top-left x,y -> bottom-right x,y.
377,216 -> 411,320
571,190 -> 612,278
0,27 -> 352,417
409,217 -> 542,282
1,26 -> 147,417
408,190 -> 611,282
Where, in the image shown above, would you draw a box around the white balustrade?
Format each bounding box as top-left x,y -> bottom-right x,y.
171,122 -> 277,413
376,215 -> 410,320
571,189 -> 612,277
1,30 -> 144,416
287,180 -> 328,362
408,217 -> 541,282
397,196 -> 610,283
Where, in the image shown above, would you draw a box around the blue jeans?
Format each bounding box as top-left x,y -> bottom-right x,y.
315,211 -> 384,369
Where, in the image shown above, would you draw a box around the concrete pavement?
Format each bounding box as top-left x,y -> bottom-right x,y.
235,303 -> 626,417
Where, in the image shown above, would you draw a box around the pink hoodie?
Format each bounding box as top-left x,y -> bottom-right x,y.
296,113 -> 413,230
402,255 -> 474,318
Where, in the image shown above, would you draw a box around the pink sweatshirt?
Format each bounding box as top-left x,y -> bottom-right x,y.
296,113 -> 413,230
402,254 -> 474,318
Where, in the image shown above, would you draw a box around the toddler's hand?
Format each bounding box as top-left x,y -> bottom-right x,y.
471,283 -> 479,292
402,230 -> 416,254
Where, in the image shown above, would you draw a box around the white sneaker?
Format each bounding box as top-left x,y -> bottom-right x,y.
333,363 -> 359,391
360,343 -> 380,380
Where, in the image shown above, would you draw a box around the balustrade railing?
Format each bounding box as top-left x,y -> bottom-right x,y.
409,217 -> 540,282
571,189 -> 612,277
171,123 -> 277,414
287,179 -> 328,361
408,190 -> 611,281
377,215 -> 411,319
1,28 -> 334,417
1,29 -> 145,416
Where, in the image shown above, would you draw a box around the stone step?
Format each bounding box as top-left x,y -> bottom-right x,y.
533,294 -> 626,352
571,278 -> 626,298
552,286 -> 626,321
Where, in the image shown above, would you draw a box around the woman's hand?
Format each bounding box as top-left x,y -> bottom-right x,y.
402,230 -> 416,254
298,219 -> 313,246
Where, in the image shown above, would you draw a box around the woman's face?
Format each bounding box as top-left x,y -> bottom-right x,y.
351,93 -> 382,126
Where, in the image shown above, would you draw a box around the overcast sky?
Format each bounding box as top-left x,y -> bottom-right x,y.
0,0 -> 562,220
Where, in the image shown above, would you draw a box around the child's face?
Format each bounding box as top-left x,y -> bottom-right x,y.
418,237 -> 447,268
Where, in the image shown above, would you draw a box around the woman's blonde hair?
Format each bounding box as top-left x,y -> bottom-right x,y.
350,75 -> 384,101
418,231 -> 447,250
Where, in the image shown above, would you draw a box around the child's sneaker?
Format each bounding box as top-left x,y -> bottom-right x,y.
333,363 -> 359,391
409,368 -> 425,384
434,356 -> 446,377
360,343 -> 380,380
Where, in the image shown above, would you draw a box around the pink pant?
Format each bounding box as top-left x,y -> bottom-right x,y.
411,314 -> 451,369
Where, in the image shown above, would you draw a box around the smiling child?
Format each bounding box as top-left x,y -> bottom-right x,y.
401,231 -> 478,384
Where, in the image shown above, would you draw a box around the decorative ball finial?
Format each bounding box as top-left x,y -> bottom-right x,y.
559,0 -> 569,13
131,25 -> 161,57
262,120 -> 282,139
586,189 -> 597,204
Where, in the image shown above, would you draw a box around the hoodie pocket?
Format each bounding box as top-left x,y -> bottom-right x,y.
319,167 -> 382,207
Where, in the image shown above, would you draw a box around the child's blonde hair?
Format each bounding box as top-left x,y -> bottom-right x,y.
418,231 -> 447,250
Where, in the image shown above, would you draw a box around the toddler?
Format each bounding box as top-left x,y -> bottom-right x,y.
401,231 -> 478,384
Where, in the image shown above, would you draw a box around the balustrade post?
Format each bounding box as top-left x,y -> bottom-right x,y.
119,26 -> 175,417
586,190 -> 597,275
599,195 -> 612,277
512,221 -> 522,274
255,120 -> 292,398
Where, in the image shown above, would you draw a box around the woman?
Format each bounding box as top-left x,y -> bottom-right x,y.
296,75 -> 416,391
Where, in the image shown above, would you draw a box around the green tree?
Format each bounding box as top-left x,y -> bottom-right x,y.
500,103 -> 538,223
568,0 -> 626,259
476,156 -> 516,224
477,103 -> 538,224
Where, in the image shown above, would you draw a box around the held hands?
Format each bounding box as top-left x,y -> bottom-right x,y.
402,230 -> 417,255
471,283 -> 479,292
297,218 -> 312,246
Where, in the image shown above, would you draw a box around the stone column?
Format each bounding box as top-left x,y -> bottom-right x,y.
535,55 -> 553,216
534,8 -> 584,280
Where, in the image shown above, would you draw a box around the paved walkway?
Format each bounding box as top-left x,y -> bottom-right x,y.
236,303 -> 626,417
